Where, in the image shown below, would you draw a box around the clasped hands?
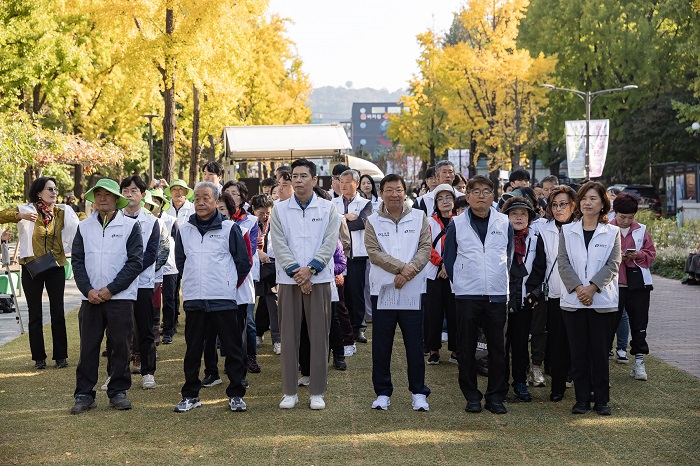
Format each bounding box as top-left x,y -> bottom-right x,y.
394,263 -> 418,289
292,266 -> 313,295
87,287 -> 113,305
575,283 -> 598,307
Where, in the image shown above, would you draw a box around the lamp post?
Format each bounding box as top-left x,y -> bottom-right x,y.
142,113 -> 159,183
541,84 -> 638,179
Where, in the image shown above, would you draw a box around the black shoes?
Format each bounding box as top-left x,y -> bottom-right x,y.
571,401 -> 591,414
161,334 -> 173,344
427,353 -> 440,365
247,356 -> 261,373
34,360 -> 46,370
513,383 -> 532,402
594,403 -> 612,415
109,392 -> 132,410
485,400 -> 508,414
550,393 -> 564,402
465,400 -> 482,413
333,354 -> 347,371
71,395 -> 97,414
201,374 -> 222,387
355,331 -> 368,344
55,359 -> 68,368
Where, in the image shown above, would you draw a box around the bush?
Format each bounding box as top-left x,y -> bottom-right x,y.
635,211 -> 698,280
650,246 -> 688,280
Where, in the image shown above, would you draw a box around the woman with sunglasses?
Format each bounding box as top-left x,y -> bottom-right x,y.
0,177 -> 84,369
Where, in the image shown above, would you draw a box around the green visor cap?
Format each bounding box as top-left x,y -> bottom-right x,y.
148,188 -> 171,212
85,178 -> 130,210
165,179 -> 194,200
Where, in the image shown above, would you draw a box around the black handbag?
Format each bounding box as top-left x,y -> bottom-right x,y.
24,224 -> 59,279
625,264 -> 646,290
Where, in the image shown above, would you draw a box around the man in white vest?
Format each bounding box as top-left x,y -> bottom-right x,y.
333,169 -> 373,344
443,175 -> 514,415
120,175 -> 161,389
70,179 -> 143,414
364,174 -> 432,412
270,159 -> 340,410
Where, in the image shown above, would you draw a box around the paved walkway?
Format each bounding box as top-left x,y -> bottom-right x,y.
0,273 -> 698,378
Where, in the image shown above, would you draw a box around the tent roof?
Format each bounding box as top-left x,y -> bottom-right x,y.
221,124 -> 351,161
347,155 -> 384,178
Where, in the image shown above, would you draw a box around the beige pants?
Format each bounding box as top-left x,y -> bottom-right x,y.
278,283 -> 332,396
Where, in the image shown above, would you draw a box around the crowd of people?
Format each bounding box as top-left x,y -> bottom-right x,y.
0,159 -> 658,417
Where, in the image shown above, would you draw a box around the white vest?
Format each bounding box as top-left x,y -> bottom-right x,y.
77,211 -> 140,301
125,209 -> 158,289
158,213 -> 177,277
178,219 -> 239,303
165,200 -> 195,226
426,215 -> 448,280
518,229 -> 539,304
560,221 -> 619,309
539,220 -> 564,299
332,194 -> 370,258
366,209 -> 427,296
235,225 -> 255,305
450,208 -> 510,296
17,204 -> 79,258
628,223 -> 653,286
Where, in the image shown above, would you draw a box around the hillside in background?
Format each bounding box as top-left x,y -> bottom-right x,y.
309,85 -> 405,123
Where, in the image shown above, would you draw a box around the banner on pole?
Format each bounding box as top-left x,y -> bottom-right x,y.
565,120 -> 609,179
447,149 -> 470,177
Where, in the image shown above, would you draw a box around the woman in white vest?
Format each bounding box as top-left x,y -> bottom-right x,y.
359,174 -> 381,213
610,193 -> 656,381
0,177 -> 82,370
558,181 -> 621,416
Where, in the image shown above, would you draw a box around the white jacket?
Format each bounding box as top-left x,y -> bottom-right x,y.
178,219 -> 240,302
17,203 -> 80,258
128,209 -> 158,289
426,215 -> 448,280
518,229 -> 539,304
332,194 -> 370,258
158,213 -> 177,277
630,224 -> 653,286
450,208 -> 510,297
77,211 -> 140,301
165,200 -> 195,226
235,225 -> 255,305
559,221 -> 620,309
539,220 -> 564,299
365,208 -> 427,296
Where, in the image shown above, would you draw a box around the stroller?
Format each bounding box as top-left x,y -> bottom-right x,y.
1,241 -> 24,333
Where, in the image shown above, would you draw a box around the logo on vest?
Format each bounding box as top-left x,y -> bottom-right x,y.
377,232 -> 390,237
404,229 -> 416,234
490,231 -> 503,235
311,217 -> 323,222
111,234 -> 123,238
209,234 -> 222,239
594,243 -> 608,248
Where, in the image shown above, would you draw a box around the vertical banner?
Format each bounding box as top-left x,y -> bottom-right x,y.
565,120 -> 609,179
448,149 -> 471,177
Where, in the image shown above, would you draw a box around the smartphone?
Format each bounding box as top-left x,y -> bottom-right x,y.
625,248 -> 636,254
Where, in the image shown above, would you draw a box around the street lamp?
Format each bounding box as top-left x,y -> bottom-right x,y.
541,84 -> 638,179
142,113 -> 159,183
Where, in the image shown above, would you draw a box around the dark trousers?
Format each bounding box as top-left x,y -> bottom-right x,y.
300,302 -> 344,377
547,299 -> 570,397
425,277 -> 457,352
182,307 -> 247,398
505,308 -> 532,385
455,299 -> 508,403
161,274 -> 178,336
255,290 -> 280,344
21,265 -> 67,361
561,308 -> 616,405
371,296 -> 430,397
529,300 -> 547,366
346,258 -> 368,334
615,288 -> 650,355
134,288 -> 157,375
75,300 -> 133,399
336,283 -> 354,345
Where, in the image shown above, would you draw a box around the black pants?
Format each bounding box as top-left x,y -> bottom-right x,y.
425,277 -> 457,352
75,300 -> 133,399
203,318 -> 224,378
134,288 -> 157,375
255,288 -> 279,343
346,258 -> 367,334
561,308 -> 616,405
336,283 -> 354,345
615,287 -> 651,355
161,274 -> 178,337
371,296 -> 430,397
21,265 -> 67,362
300,302 -> 344,377
182,307 -> 247,399
505,307 -> 532,385
547,298 -> 570,397
529,300 -> 547,366
455,299 -> 508,403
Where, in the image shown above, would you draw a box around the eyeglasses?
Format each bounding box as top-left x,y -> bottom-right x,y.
550,201 -> 570,210
436,195 -> 454,203
469,189 -> 493,197
382,188 -> 405,196
44,187 -> 59,193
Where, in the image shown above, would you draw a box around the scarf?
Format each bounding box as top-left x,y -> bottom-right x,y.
35,200 -> 54,227
513,228 -> 529,265
231,207 -> 247,224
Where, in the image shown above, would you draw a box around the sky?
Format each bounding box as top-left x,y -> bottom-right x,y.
267,0 -> 465,91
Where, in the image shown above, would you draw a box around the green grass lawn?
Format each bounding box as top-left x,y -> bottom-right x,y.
1,308 -> 699,465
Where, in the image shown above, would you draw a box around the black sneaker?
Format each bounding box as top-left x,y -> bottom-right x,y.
71,395 -> 96,414
161,334 -> 173,345
571,401 -> 591,414
34,359 -> 46,370
484,400 -> 508,414
174,397 -> 202,412
55,359 -> 68,369
513,383 -> 532,402
202,374 -> 222,387
594,403 -> 612,415
229,396 -> 247,412
465,400 -> 482,413
333,354 -> 347,371
108,392 -> 132,410
241,377 -> 249,389
427,353 -> 440,365
355,331 -> 368,344
247,356 -> 261,374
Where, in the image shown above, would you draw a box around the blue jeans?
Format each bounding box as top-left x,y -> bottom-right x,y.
616,309 -> 629,352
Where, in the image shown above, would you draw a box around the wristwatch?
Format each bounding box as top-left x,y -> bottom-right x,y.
309,266 -> 318,275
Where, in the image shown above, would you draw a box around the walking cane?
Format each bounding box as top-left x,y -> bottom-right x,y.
1,241 -> 24,334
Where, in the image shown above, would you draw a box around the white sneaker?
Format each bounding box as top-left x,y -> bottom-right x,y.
372,395 -> 390,410
529,366 -> 546,387
101,376 -> 111,391
630,360 -> 648,381
441,332 -> 448,343
344,344 -> 357,357
273,342 -> 282,355
412,393 -> 429,411
142,374 -> 156,389
256,336 -> 264,348
279,394 -> 298,409
298,376 -> 310,387
309,394 -> 325,410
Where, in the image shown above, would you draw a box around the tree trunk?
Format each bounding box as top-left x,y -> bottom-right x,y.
32,84 -> 43,114
189,85 -> 201,187
161,6 -> 176,182
73,164 -> 84,202
468,136 -> 477,179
